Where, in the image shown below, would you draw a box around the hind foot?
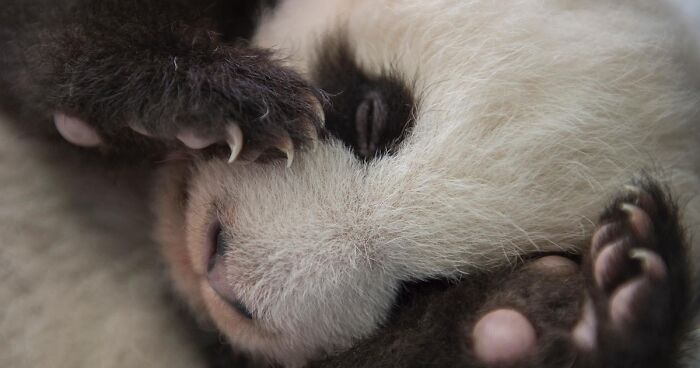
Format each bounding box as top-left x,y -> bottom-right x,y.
470,180 -> 690,368
572,180 -> 690,367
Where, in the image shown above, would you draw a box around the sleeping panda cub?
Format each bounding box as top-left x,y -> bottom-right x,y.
4,0 -> 700,367
159,0 -> 700,366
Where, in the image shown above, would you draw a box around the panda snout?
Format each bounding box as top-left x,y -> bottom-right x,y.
205,224 -> 254,320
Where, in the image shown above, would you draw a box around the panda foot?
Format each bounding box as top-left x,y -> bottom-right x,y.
470,180 -> 689,368
471,255 -> 580,367
53,103 -> 321,168
572,180 -> 689,367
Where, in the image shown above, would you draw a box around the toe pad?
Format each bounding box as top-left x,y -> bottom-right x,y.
472,309 -> 537,365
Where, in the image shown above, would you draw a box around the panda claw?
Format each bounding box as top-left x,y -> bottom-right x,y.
620,204 -> 654,242
629,248 -> 666,281
129,122 -> 152,137
275,136 -> 295,168
284,146 -> 295,168
226,124 -> 244,164
311,96 -> 326,127
309,127 -> 320,152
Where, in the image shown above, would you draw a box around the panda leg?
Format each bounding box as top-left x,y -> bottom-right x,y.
471,179 -> 691,368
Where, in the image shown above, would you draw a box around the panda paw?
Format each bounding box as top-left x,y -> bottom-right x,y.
53,88 -> 323,168
572,179 -> 689,366
54,90 -> 323,167
470,179 -> 690,368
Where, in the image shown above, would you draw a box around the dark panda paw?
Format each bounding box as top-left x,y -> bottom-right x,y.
52,53 -> 324,167
54,86 -> 323,167
572,180 -> 690,367
309,179 -> 690,368
469,179 -> 690,368
471,255 -> 582,367
42,1 -> 325,166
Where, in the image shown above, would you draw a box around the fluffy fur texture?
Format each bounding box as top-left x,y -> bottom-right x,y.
2,0 -> 700,367
1,0 -> 323,159
313,177 -> 694,367
0,118 -> 211,368
155,0 -> 700,364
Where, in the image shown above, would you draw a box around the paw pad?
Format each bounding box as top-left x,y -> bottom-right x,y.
54,113 -> 103,148
572,181 -> 687,364
472,309 -> 536,365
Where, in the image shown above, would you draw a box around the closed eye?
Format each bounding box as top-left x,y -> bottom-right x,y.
314,37 -> 416,161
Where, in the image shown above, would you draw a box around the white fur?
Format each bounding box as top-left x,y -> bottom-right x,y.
158,0 -> 700,365
3,0 -> 700,366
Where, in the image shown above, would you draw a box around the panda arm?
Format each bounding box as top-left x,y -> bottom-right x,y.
1,0 -> 322,159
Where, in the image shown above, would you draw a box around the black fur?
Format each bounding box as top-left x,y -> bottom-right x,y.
577,178 -> 692,367
313,38 -> 416,161
1,3 -> 695,367
0,0 -> 323,158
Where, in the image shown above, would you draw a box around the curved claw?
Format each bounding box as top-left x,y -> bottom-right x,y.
309,127 -> 320,152
312,97 -> 326,127
129,122 -> 152,137
277,136 -> 295,168
629,248 -> 666,281
227,124 -> 244,164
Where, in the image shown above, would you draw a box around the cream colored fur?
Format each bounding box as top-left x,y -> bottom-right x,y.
0,120 -> 207,368
157,0 -> 700,365
3,0 -> 700,367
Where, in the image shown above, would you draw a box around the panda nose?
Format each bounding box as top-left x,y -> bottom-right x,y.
206,226 -> 254,319
207,256 -> 254,319
207,224 -> 227,272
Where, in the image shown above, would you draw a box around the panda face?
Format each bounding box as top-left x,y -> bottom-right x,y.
155,0 -> 700,365
155,145 -> 402,365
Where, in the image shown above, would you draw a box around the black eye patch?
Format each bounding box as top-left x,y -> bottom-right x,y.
209,0 -> 281,41
313,38 -> 416,161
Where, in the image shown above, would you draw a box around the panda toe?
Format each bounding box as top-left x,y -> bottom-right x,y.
472,308 -> 537,365
54,112 -> 103,148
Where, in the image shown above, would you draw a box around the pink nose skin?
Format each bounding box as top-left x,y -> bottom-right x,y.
207,258 -> 237,305
207,257 -> 253,319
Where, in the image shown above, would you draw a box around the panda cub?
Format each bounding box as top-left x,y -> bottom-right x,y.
2,0 -> 700,367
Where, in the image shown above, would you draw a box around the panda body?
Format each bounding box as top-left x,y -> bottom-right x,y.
156,0 -> 700,365
1,0 -> 699,367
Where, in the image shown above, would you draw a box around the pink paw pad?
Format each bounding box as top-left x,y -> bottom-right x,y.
472,308 -> 537,365
54,113 -> 103,147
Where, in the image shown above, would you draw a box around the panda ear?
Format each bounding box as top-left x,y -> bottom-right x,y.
53,113 -> 103,148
